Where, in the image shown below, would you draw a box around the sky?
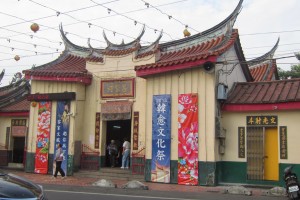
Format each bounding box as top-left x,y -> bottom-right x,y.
0,0 -> 299,86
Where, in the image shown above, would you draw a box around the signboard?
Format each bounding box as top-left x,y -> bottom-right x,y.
101,79 -> 134,98
280,126 -> 287,159
11,119 -> 27,137
238,127 -> 245,158
246,116 -> 278,126
28,92 -> 75,101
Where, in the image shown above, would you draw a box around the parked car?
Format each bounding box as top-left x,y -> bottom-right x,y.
0,169 -> 47,199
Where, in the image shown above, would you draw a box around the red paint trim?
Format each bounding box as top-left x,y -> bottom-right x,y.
25,75 -> 92,85
0,112 -> 29,117
136,56 -> 217,77
222,102 -> 300,112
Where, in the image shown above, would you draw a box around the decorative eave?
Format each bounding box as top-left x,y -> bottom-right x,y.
23,51 -> 94,85
135,30 -> 163,59
135,29 -> 241,77
159,0 -> 243,51
248,38 -> 280,82
135,0 -> 245,77
248,38 -> 280,66
233,33 -> 253,82
223,78 -> 300,111
23,24 -> 104,85
102,24 -> 145,56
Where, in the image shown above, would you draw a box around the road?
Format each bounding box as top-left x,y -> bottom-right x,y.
43,184 -> 286,200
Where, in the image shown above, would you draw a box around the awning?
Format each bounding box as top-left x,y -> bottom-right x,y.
101,101 -> 133,121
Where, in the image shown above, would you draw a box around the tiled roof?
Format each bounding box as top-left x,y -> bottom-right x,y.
134,0 -> 248,77
225,78 -> 300,104
249,60 -> 278,82
23,52 -> 102,84
0,79 -> 30,114
0,96 -> 30,112
135,30 -> 243,76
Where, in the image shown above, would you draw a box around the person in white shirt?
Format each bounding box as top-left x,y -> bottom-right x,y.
121,138 -> 131,169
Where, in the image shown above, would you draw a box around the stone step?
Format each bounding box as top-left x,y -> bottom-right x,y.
74,168 -> 145,182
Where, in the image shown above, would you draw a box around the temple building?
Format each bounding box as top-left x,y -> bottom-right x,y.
0,0 -> 297,187
0,78 -> 30,168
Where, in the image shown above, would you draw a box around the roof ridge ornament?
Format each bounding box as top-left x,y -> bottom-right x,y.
59,23 -> 90,52
103,24 -> 146,48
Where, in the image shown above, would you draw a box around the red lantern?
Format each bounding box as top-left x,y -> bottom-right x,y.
14,55 -> 20,61
30,23 -> 40,33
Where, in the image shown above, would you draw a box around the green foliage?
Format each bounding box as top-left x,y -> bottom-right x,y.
278,64 -> 300,79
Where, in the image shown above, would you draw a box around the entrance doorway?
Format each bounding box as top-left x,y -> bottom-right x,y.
106,119 -> 131,167
12,137 -> 25,163
246,127 -> 278,181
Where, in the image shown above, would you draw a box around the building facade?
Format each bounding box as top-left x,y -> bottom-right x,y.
16,0 -> 300,187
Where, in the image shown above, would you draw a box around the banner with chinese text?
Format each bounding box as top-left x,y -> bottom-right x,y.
34,101 -> 51,174
178,93 -> 198,185
54,101 -> 70,174
151,95 -> 171,183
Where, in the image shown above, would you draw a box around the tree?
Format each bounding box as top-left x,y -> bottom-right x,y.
278,64 -> 300,79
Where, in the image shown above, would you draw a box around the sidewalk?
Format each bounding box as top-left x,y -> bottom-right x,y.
2,168 -> 275,197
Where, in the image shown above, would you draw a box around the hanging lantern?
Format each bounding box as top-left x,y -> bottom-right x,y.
183,28 -> 191,37
30,23 -> 40,33
31,101 -> 37,107
14,55 -> 20,61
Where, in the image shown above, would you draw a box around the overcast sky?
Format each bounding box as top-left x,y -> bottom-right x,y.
0,0 -> 299,86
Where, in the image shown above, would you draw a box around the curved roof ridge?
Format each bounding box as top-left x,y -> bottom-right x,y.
60,23 -> 91,53
160,0 -> 243,49
248,37 -> 280,66
103,24 -> 145,50
136,30 -> 163,59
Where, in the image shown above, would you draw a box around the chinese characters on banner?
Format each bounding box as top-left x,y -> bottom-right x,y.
34,101 -> 51,174
238,127 -> 245,158
54,101 -> 70,174
133,112 -> 139,150
279,126 -> 287,159
178,93 -> 198,185
95,113 -> 100,149
151,95 -> 171,183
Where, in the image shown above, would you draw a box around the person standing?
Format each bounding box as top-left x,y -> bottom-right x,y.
121,137 -> 131,169
52,143 -> 66,179
107,140 -> 118,167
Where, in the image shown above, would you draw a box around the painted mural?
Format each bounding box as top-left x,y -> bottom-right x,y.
151,94 -> 171,183
54,101 -> 70,174
34,101 -> 51,174
178,93 -> 199,185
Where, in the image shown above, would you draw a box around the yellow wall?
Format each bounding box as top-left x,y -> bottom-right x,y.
145,68 -> 217,162
27,80 -> 86,155
0,117 -> 28,150
222,111 -> 300,163
82,53 -> 153,155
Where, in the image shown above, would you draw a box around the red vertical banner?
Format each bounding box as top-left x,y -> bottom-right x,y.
178,93 -> 198,185
34,101 -> 51,174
